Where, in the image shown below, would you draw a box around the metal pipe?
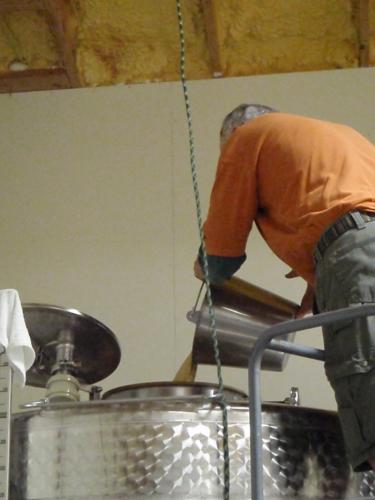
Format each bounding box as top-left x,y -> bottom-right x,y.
248,304 -> 375,500
267,338 -> 324,360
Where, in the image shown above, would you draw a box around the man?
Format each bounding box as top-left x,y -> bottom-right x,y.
194,103 -> 375,473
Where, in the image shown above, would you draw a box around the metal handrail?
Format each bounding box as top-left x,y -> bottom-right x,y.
248,304 -> 375,500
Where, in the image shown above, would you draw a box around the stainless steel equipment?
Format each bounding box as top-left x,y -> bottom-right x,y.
23,303 -> 121,388
188,277 -> 298,370
102,381 -> 248,401
9,398 -> 375,499
22,303 -> 120,402
9,300 -> 375,499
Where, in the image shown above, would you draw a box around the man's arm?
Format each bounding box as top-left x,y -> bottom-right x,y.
194,128 -> 258,284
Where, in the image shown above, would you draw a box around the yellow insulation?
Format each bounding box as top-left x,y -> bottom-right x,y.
217,0 -> 358,75
0,10 -> 58,71
0,0 -> 373,88
75,0 -> 211,86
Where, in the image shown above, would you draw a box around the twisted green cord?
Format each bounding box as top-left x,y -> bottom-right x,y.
175,2 -> 230,498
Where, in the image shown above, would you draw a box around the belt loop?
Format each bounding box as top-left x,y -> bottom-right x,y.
350,211 -> 366,229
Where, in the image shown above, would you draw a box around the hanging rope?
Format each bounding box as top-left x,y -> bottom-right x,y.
175,1 -> 230,498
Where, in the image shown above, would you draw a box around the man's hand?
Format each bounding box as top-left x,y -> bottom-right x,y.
285,269 -> 299,279
296,283 -> 315,318
194,257 -> 204,280
285,269 -> 315,318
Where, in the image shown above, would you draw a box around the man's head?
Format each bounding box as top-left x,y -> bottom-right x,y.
220,103 -> 277,148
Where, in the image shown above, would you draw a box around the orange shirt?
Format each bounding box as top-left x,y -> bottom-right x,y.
204,113 -> 375,285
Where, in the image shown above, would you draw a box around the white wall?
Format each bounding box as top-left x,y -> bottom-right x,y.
1,67 -> 374,412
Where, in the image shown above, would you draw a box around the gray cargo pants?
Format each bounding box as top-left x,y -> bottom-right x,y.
315,211 -> 375,471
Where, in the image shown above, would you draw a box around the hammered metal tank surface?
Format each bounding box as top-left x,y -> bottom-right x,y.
9,400 -> 375,499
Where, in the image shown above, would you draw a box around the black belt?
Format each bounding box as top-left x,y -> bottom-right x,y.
316,211 -> 375,258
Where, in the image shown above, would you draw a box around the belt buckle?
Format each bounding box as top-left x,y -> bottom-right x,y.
349,211 -> 366,229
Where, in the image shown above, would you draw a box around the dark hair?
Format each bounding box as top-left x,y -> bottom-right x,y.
220,103 -> 277,146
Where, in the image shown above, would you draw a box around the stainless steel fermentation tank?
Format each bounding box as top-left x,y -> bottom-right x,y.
7,284 -> 375,499
11,397 -> 375,499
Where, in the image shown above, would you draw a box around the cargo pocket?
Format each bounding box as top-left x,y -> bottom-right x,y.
323,320 -> 357,380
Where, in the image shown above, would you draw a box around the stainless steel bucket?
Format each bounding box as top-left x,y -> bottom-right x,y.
189,277 -> 298,371
9,398 -> 375,499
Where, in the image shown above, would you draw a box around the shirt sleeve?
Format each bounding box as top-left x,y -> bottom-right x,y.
198,246 -> 246,285
203,126 -> 258,257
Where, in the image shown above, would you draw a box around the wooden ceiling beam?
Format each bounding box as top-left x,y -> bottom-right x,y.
201,0 -> 224,77
0,0 -> 80,93
0,0 -> 43,13
0,68 -> 70,93
43,0 -> 81,88
357,0 -> 370,67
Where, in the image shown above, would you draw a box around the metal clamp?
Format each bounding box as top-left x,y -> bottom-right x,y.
247,304 -> 375,500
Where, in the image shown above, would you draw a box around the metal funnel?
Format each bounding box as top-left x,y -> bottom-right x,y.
188,277 -> 298,371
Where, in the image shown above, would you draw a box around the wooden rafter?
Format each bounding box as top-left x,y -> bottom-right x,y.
0,0 -> 79,93
201,0 -> 224,77
357,0 -> 370,67
43,0 -> 81,87
0,68 -> 69,93
0,0 -> 43,13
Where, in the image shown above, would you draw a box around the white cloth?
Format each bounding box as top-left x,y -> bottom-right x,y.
0,289 -> 35,386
